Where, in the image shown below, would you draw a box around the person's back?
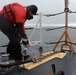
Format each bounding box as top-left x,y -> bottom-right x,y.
0,3 -> 27,23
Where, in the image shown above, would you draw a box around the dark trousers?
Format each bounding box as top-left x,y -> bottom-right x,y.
0,15 -> 22,60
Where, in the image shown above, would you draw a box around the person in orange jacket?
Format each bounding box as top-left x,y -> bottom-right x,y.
0,2 -> 38,61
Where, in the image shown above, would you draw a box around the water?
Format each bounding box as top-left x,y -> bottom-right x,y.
0,26 -> 64,55
0,26 -> 76,75
1,26 -> 76,52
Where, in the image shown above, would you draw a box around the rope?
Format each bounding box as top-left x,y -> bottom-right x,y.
45,40 -> 76,45
69,10 -> 76,13
0,45 -> 8,47
43,26 -> 76,31
43,26 -> 65,31
68,26 -> 76,29
43,9 -> 76,17
25,28 -> 33,30
43,11 -> 64,17
45,41 -> 65,44
67,41 -> 76,45
0,43 -> 22,47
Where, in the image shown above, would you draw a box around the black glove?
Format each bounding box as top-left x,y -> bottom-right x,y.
22,40 -> 29,46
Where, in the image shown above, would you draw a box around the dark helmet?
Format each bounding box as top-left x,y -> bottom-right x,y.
27,5 -> 38,15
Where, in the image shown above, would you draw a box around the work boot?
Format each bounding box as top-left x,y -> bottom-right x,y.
24,55 -> 30,60
15,55 -> 30,63
9,54 -> 30,62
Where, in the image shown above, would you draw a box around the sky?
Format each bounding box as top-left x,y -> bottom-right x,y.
0,0 -> 76,26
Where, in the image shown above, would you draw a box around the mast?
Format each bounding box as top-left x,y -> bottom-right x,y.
65,0 -> 69,44
52,0 -> 75,52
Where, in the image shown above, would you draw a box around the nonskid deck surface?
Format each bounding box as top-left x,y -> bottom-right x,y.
19,52 -> 66,70
0,51 -> 75,75
14,53 -> 76,75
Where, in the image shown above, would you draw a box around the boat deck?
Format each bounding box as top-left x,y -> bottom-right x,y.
1,52 -> 76,75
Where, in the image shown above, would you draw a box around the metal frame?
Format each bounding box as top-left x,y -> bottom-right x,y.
52,0 -> 75,52
29,12 -> 43,48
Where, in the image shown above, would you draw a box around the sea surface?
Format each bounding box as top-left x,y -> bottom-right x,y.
0,26 -> 76,53
0,26 -> 76,75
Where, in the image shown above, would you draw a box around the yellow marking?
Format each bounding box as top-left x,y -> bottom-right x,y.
19,52 -> 66,70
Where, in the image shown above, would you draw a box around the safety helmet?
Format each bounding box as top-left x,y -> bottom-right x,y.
27,5 -> 38,15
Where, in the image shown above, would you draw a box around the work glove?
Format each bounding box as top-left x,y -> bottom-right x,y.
21,47 -> 28,56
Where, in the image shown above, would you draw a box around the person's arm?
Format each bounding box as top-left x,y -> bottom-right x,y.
13,5 -> 30,47
16,22 -> 30,48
